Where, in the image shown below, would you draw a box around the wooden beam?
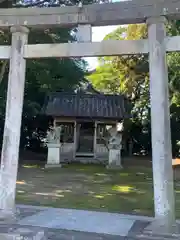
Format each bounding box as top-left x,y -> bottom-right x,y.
0,0 -> 180,28
55,118 -> 76,122
24,40 -> 149,58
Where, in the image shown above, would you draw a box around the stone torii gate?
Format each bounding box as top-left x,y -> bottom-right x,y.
0,0 -> 179,233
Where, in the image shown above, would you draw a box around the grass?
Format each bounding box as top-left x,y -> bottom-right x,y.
15,162 -> 180,218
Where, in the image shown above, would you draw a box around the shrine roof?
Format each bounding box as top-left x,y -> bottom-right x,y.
42,91 -> 131,120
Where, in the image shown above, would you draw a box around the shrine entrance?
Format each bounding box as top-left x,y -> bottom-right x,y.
76,122 -> 94,156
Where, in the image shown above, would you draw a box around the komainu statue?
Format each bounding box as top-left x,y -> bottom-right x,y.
46,126 -> 62,144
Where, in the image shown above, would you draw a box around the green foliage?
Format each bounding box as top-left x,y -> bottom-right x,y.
89,24 -> 150,120
89,22 -> 180,156
0,0 -> 92,150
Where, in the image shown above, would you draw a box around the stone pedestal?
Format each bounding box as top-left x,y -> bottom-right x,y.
107,148 -> 122,169
45,143 -> 61,168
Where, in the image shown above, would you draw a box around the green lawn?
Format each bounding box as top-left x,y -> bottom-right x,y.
15,163 -> 180,217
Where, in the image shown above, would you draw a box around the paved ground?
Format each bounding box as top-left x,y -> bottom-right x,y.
18,207 -> 138,236
0,224 -> 148,240
0,204 -> 179,239
0,223 -> 149,240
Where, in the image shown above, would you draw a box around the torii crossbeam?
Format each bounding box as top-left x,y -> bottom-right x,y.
0,0 -> 179,27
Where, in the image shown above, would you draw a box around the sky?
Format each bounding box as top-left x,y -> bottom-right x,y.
85,25 -> 119,70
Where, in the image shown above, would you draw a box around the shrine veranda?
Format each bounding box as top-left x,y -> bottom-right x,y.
0,0 -> 179,233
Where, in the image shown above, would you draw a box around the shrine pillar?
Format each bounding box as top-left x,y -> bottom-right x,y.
93,121 -> 97,158
0,26 -> 29,217
147,16 -> 176,232
73,121 -> 77,159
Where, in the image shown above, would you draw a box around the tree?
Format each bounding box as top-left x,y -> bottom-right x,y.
89,22 -> 180,156
0,0 -> 97,152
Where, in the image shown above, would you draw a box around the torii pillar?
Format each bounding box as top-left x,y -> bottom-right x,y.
147,17 -> 176,232
0,26 -> 29,217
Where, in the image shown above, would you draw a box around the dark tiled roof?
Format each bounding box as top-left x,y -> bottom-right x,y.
43,92 -> 131,120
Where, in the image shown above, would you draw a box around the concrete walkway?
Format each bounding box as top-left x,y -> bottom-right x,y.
16,205 -> 151,237
17,207 -> 137,236
0,205 -> 179,239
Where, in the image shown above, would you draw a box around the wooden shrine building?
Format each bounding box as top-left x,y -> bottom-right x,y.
43,83 -> 131,163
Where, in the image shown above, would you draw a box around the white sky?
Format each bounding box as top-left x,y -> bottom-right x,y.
85,25 -> 119,70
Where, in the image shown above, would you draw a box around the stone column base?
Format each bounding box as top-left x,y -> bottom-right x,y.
106,164 -> 123,170
0,207 -> 19,223
144,219 -> 180,235
45,163 -> 62,169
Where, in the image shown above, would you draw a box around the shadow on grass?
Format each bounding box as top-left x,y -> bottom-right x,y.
16,162 -> 180,218
16,163 -> 157,217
